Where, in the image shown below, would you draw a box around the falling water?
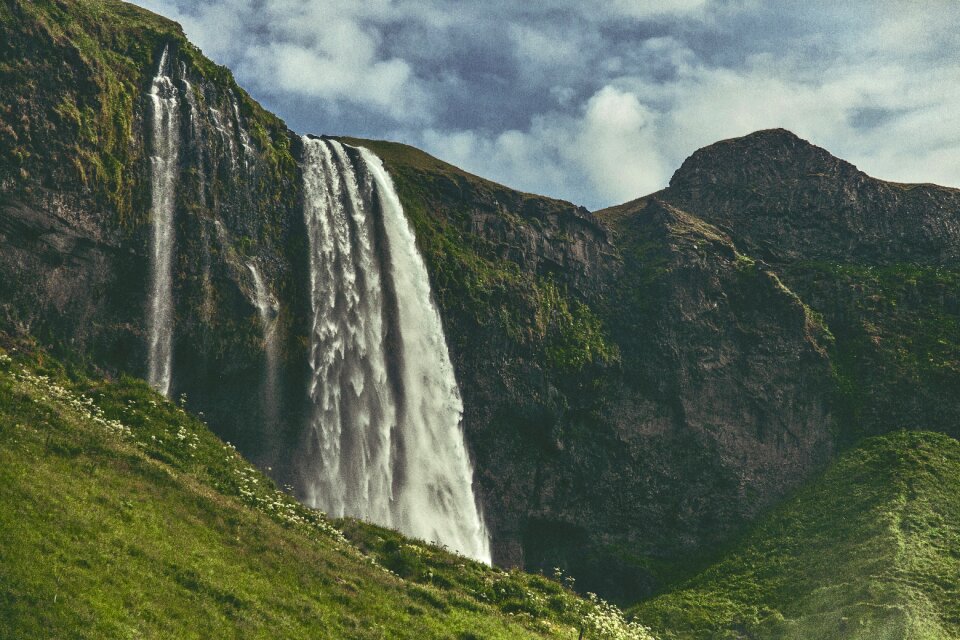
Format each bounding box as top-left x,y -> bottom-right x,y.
247,262 -> 280,432
146,46 -> 179,397
301,137 -> 491,562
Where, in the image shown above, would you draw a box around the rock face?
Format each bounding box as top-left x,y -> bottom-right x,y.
2,2 -> 958,606
358,141 -> 837,600
0,1 -> 308,475
665,128 -> 960,264
658,129 -> 960,443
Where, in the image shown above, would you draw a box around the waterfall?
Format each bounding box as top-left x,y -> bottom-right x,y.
301,136 -> 491,563
146,46 -> 179,397
247,262 -> 280,433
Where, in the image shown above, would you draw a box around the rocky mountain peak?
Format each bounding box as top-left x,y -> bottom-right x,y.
668,128 -> 859,193
663,129 -> 960,264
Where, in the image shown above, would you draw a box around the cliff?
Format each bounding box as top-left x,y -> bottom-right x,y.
2,0 -> 959,609
657,128 -> 960,443
0,0 -> 308,477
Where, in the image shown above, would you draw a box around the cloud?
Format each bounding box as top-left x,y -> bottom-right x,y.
241,42 -> 423,120
136,0 -> 430,122
132,0 -> 960,208
577,87 -> 667,200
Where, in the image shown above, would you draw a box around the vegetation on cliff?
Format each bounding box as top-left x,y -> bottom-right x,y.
783,261 -> 960,444
341,137 -> 619,376
0,0 -> 294,226
661,129 -> 960,447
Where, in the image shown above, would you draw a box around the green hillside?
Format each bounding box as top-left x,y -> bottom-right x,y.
0,336 -> 652,639
633,430 -> 960,639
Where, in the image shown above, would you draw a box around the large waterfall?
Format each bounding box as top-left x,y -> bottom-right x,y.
301,137 -> 491,563
146,46 -> 179,397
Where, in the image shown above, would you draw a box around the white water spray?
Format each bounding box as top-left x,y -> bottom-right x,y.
301,137 -> 491,562
146,46 -> 179,397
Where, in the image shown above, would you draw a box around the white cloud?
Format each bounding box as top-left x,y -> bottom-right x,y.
135,0 -> 429,121
420,86 -> 667,208
240,42 -> 423,119
576,87 -> 667,200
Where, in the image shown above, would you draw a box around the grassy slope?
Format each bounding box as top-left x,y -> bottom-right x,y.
0,339 -> 653,639
633,430 -> 960,639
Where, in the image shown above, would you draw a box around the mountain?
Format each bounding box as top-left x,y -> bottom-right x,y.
653,128 -> 960,444
2,0 -> 960,617
633,430 -> 960,639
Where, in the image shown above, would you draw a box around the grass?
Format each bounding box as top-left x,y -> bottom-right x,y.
633,430 -> 960,639
782,262 -> 960,442
0,337 -> 653,639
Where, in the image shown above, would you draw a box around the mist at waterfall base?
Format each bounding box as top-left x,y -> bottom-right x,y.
143,47 -> 490,562
299,137 -> 490,563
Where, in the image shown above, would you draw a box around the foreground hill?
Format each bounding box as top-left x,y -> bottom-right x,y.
634,430 -> 960,639
0,336 -> 652,639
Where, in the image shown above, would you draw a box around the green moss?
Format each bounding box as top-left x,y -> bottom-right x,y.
735,253 -> 756,270
536,280 -> 619,371
2,0 -> 173,221
782,262 -> 960,441
2,0 -> 296,228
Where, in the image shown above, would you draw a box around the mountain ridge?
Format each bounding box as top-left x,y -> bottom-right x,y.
662,127 -> 960,264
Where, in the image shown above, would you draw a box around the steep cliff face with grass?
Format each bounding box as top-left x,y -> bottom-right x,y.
348,139 -> 837,603
0,0 -> 308,477
655,129 -> 960,444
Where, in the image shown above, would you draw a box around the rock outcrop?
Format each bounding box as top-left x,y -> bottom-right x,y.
665,128 -> 960,264
658,129 -> 960,442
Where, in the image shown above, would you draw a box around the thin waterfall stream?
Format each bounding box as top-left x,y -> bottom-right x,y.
146,45 -> 179,397
247,263 -> 280,434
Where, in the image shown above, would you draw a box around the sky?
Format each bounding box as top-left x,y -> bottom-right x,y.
134,0 -> 960,210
